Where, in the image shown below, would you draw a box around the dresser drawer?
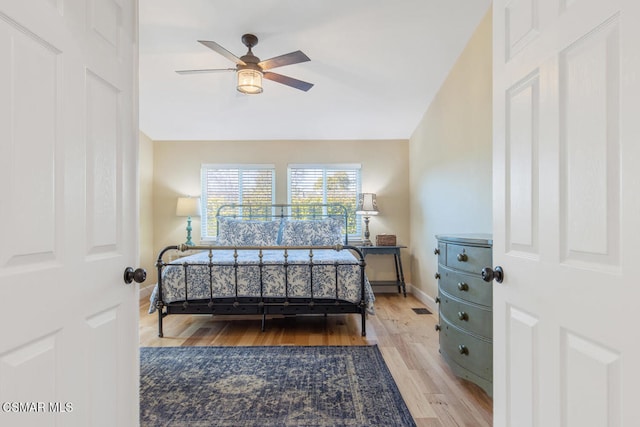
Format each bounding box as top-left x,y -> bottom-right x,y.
439,292 -> 492,339
438,265 -> 492,307
445,243 -> 492,275
439,317 -> 492,381
436,241 -> 446,265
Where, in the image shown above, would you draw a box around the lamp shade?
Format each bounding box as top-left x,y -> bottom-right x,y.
237,69 -> 263,94
176,197 -> 201,217
356,193 -> 379,215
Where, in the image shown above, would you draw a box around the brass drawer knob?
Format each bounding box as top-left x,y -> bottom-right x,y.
435,297 -> 441,304
457,311 -> 468,321
457,252 -> 468,262
435,272 -> 441,279
457,282 -> 469,291
434,248 -> 440,255
435,324 -> 441,332
458,344 -> 469,355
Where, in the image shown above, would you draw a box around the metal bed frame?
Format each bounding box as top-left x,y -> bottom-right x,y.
153,204 -> 367,337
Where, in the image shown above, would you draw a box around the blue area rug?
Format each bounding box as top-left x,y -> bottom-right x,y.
140,345 -> 415,427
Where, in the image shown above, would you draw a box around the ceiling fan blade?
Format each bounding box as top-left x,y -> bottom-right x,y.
198,40 -> 246,66
263,72 -> 314,92
258,50 -> 310,70
176,68 -> 236,75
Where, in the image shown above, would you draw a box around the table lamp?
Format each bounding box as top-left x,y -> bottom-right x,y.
356,193 -> 379,246
176,196 -> 201,246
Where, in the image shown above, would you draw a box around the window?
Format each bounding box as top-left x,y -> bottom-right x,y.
288,164 -> 362,237
200,164 -> 275,239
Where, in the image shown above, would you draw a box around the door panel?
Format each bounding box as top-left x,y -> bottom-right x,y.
506,306 -> 538,427
0,1 -> 138,426
559,16 -> 620,270
562,331 -> 621,426
506,71 -> 539,257
0,15 -> 60,270
86,70 -> 120,256
493,0 -> 639,426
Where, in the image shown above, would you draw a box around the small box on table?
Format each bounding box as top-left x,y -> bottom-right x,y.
375,234 -> 396,246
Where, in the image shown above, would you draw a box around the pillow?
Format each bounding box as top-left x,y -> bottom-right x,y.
280,218 -> 344,246
217,218 -> 281,246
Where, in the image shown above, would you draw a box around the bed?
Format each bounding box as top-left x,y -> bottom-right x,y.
149,204 -> 374,337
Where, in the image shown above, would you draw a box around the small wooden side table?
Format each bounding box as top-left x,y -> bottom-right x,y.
358,245 -> 407,297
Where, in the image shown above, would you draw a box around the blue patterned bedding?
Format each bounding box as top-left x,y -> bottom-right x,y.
149,248 -> 375,313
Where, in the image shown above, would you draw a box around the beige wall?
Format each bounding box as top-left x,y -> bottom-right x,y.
408,8 -> 493,306
150,139 -> 410,284
139,132 -> 156,287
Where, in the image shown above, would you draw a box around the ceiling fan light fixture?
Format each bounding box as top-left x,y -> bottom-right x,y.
237,68 -> 263,94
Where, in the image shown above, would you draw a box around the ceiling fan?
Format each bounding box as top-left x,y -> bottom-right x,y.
176,33 -> 314,94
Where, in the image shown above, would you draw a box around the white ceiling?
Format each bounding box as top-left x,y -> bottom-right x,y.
139,0 -> 491,141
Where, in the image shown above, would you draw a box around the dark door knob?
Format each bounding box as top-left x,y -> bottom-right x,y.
124,267 -> 147,284
481,266 -> 504,283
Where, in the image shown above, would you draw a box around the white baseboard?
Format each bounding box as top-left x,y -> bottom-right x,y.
372,283 -> 438,314
139,284 -> 154,300
407,284 -> 438,314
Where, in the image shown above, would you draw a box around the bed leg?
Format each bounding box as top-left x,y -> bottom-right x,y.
158,310 -> 164,338
361,311 -> 366,337
261,313 -> 266,332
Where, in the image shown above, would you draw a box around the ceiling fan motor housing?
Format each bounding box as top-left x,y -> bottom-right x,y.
239,54 -> 261,71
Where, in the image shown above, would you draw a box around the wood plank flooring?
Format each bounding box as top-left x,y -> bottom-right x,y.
139,293 -> 493,426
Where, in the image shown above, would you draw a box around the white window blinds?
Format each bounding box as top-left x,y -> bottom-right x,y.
200,164 -> 275,239
287,164 -> 361,236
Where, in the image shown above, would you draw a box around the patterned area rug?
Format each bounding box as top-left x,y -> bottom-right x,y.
140,345 -> 415,427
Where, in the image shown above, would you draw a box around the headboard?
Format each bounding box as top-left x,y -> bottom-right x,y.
216,203 -> 350,244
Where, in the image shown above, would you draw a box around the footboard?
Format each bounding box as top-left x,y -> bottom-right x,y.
153,244 -> 368,337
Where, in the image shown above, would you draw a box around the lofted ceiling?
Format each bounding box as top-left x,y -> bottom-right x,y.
139,0 -> 491,141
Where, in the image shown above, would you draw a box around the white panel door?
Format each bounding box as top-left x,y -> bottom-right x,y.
493,0 -> 639,426
0,1 -> 139,426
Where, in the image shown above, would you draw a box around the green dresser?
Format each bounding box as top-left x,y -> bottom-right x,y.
435,234 -> 493,397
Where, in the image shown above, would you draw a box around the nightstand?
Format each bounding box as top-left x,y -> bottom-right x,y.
358,245 -> 407,297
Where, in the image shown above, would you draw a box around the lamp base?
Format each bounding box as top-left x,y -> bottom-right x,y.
362,216 -> 373,246
184,216 -> 195,246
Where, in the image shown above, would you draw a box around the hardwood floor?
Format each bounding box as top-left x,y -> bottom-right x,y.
139,293 -> 493,426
